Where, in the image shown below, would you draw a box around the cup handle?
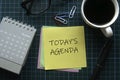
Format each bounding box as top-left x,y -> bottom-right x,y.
100,27 -> 113,38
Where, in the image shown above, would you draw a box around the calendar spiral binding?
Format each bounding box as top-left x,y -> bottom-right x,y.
3,16 -> 36,32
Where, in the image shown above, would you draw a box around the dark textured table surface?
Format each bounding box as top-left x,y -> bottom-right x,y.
0,0 -> 120,80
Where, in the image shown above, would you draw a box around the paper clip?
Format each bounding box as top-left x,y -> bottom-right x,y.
55,16 -> 68,24
56,12 -> 69,18
69,6 -> 77,18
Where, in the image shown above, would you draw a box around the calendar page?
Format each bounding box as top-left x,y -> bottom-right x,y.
0,17 -> 36,74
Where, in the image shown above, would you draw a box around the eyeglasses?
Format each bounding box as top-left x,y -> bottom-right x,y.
21,0 -> 77,15
21,0 -> 51,15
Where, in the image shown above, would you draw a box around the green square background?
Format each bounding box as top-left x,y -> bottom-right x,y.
0,0 -> 120,80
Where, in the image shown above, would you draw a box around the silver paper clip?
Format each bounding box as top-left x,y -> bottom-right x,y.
69,6 -> 77,18
55,16 -> 68,24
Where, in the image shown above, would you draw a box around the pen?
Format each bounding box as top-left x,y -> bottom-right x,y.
89,38 -> 113,80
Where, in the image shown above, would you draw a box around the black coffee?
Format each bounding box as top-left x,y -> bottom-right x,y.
84,0 -> 115,25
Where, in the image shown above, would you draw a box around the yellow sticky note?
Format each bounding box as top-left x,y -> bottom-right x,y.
40,33 -> 81,70
42,26 -> 87,70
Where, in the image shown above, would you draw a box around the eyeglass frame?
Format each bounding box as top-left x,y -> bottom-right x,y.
21,0 -> 51,15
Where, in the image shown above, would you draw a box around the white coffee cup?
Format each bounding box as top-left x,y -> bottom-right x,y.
81,0 -> 119,38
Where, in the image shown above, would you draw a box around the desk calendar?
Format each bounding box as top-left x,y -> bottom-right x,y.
0,17 -> 36,74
